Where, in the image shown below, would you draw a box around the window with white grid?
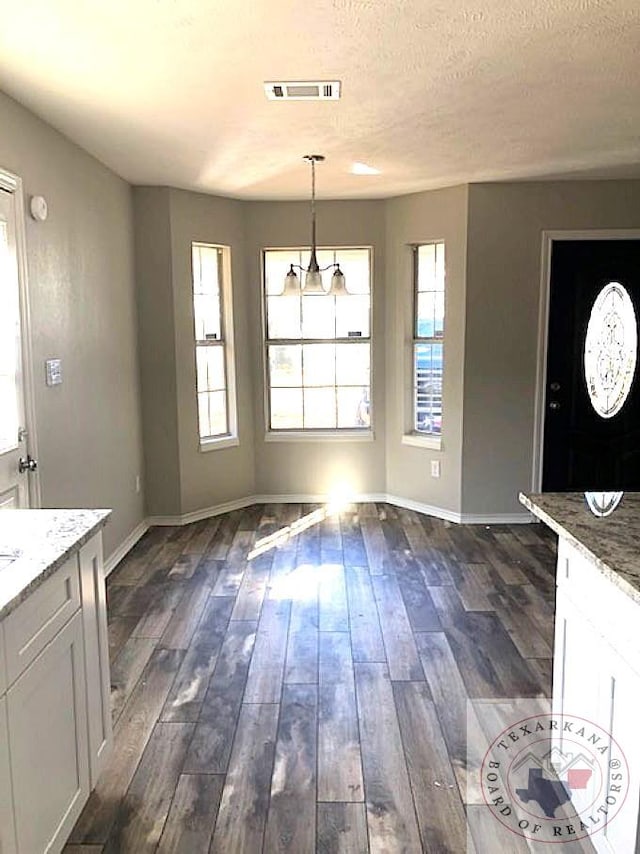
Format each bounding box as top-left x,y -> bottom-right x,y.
192,243 -> 236,444
263,247 -> 372,432
413,242 -> 445,436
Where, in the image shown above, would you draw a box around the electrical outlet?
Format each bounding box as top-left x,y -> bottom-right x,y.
135,474 -> 141,494
430,460 -> 441,478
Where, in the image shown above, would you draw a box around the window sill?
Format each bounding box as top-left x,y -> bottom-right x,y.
264,429 -> 374,443
199,434 -> 240,452
402,433 -> 442,451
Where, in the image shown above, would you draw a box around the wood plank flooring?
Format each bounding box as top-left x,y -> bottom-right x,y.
67,502 -> 561,853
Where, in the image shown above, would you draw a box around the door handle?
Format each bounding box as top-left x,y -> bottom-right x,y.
18,455 -> 38,473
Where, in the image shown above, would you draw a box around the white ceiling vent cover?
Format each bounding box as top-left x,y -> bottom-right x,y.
264,81 -> 341,101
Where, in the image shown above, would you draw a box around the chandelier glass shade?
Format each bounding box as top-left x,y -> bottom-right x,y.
283,155 -> 347,296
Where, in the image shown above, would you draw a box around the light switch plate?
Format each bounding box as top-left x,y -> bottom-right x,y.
430,460 -> 441,478
45,358 -> 62,386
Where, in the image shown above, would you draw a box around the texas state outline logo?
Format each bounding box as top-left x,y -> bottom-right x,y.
481,712 -> 630,844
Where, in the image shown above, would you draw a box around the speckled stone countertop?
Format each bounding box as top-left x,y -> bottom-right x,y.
520,492 -> 640,605
0,509 -> 111,621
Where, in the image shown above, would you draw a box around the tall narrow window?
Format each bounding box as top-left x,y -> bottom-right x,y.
264,247 -> 371,433
413,242 -> 445,436
192,243 -> 236,445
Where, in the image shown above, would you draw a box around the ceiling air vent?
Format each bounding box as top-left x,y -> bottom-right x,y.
264,81 -> 341,101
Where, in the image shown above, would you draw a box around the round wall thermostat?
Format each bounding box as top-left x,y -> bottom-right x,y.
29,195 -> 48,222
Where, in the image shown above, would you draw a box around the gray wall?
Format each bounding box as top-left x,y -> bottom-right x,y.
462,180 -> 640,515
384,186 -> 468,515
133,187 -> 180,517
0,91 -> 145,559
245,200 -> 387,498
168,189 -> 255,515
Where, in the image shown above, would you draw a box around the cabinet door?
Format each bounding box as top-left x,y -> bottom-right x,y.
7,610 -> 89,854
79,532 -> 113,785
553,590 -> 603,816
0,696 -> 17,854
554,588 -> 640,853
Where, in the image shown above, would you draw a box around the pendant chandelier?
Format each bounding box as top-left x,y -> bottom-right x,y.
283,155 -> 348,297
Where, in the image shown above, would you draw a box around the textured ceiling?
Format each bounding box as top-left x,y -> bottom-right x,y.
1,0 -> 639,199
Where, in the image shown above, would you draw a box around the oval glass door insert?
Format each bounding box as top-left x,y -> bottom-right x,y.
584,281 -> 637,418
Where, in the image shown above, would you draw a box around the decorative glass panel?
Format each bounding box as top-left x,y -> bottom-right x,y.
584,282 -> 637,419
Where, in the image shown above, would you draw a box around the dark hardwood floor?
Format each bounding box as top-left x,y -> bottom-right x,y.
65,502 -> 562,853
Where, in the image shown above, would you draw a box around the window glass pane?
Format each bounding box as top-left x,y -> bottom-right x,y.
303,344 -> 336,387
417,243 -> 437,292
197,392 -> 211,438
198,390 -> 227,438
435,242 -> 445,290
269,345 -> 302,387
265,250 -> 299,296
196,345 -> 225,393
303,387 -> 336,428
337,386 -> 369,428
414,342 -> 443,434
435,292 -> 445,337
267,295 -> 301,339
336,343 -> 370,386
198,248 -> 220,297
416,292 -> 436,338
335,295 -> 369,338
271,387 -> 303,429
194,293 -> 221,341
338,249 -> 370,295
301,294 -> 335,338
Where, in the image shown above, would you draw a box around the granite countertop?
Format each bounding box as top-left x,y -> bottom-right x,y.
0,509 -> 111,620
520,492 -> 640,605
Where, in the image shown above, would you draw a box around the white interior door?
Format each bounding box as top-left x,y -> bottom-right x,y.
0,186 -> 32,508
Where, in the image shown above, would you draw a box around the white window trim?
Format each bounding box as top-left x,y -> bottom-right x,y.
264,429 -> 374,443
262,245 -> 373,434
199,435 -> 240,452
404,241 -> 445,448
401,432 -> 442,451
193,243 -> 239,450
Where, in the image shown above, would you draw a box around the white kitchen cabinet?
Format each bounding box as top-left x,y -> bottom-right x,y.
0,516 -> 112,854
0,696 -> 17,854
7,609 -> 89,854
553,538 -> 640,854
79,532 -> 113,785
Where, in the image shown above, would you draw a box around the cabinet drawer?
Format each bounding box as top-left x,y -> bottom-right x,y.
556,538 -> 640,671
4,556 -> 81,685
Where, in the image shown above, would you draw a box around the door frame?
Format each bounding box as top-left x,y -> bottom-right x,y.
532,229 -> 640,493
0,167 -> 41,507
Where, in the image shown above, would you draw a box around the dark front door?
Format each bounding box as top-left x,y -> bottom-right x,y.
542,239 -> 640,491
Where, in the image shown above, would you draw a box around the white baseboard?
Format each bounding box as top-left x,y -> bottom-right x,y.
104,518 -> 150,577
385,493 -> 461,523
457,511 -> 535,524
148,495 -> 255,527
105,493 -> 534,574
147,492 -> 533,529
